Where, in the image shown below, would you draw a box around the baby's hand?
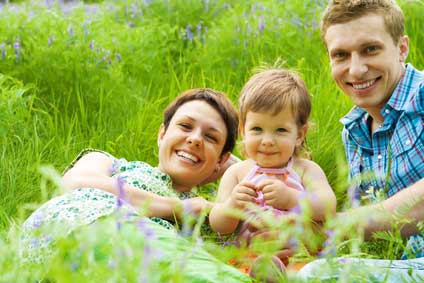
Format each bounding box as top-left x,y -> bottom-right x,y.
228,181 -> 257,209
257,179 -> 299,210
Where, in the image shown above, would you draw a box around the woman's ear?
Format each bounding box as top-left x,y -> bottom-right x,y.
296,124 -> 308,147
218,152 -> 231,167
157,124 -> 165,147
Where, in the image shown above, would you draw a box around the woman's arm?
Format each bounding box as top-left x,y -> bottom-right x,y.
299,160 -> 337,221
62,152 -> 184,220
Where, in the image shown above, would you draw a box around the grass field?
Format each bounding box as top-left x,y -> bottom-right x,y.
0,0 -> 423,281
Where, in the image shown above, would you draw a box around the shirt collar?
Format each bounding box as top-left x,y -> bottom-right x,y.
340,64 -> 423,126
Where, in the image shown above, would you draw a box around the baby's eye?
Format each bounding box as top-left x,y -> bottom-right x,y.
276,128 -> 287,133
251,127 -> 262,132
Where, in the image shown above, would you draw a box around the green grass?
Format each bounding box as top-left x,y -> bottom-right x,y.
0,0 -> 423,281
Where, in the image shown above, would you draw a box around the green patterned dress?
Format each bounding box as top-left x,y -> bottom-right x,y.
20,149 -> 197,262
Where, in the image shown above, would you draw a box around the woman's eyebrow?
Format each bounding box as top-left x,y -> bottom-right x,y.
181,115 -> 225,134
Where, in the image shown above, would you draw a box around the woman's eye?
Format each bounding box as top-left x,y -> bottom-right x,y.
205,134 -> 217,142
179,123 -> 192,130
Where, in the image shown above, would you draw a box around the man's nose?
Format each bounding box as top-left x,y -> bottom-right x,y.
349,53 -> 368,79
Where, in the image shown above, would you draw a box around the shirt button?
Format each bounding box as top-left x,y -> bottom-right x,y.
405,140 -> 411,145
385,109 -> 390,114
377,154 -> 383,160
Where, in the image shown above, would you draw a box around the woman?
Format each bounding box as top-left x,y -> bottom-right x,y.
20,88 -> 250,282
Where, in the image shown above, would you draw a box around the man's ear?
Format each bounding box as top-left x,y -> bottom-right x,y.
398,35 -> 409,62
157,124 -> 165,147
296,124 -> 308,147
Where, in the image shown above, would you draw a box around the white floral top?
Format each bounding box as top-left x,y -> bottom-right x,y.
20,149 -> 196,262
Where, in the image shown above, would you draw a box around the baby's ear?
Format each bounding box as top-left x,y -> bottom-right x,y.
157,124 -> 165,147
296,124 -> 308,146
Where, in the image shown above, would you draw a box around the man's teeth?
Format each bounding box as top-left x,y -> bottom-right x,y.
177,151 -> 199,162
352,79 -> 376,89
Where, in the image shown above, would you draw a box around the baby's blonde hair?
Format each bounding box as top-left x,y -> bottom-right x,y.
239,68 -> 311,157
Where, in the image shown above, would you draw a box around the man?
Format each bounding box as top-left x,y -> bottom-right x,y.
298,0 -> 424,281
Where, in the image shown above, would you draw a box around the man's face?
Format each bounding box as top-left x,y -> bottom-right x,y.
324,13 -> 408,114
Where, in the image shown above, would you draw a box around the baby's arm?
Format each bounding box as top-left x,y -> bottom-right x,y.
297,159 -> 336,221
209,163 -> 256,234
257,159 -> 336,221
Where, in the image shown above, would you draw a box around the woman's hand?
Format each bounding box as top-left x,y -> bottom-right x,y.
182,197 -> 213,216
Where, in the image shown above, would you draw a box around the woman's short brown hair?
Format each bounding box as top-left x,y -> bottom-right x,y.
163,88 -> 238,156
320,0 -> 405,44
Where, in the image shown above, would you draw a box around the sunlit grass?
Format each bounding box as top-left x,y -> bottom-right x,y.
0,0 -> 423,281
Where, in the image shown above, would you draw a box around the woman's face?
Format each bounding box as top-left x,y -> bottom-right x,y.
158,100 -> 228,191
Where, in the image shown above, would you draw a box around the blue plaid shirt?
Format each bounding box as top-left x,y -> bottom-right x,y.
341,64 -> 424,258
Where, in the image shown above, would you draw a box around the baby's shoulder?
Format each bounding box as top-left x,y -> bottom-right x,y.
292,158 -> 325,178
225,159 -> 255,180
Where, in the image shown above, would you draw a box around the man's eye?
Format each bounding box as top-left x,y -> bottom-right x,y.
365,46 -> 379,53
333,52 -> 347,60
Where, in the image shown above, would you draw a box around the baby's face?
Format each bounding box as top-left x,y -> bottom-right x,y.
242,109 -> 305,168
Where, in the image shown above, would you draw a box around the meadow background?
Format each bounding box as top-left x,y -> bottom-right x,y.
0,0 -> 423,281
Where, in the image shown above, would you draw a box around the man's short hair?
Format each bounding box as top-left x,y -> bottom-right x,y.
320,0 -> 405,44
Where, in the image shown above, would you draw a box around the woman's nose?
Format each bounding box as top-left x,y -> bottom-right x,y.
187,130 -> 202,147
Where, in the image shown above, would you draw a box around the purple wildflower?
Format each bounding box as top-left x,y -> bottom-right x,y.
136,218 -> 156,241
45,0 -> 54,9
89,40 -> 94,50
13,40 -> 20,56
82,22 -> 89,36
311,18 -> 317,30
0,43 -> 5,59
258,15 -> 265,32
68,25 -> 74,37
185,24 -> 193,41
348,185 -> 360,208
196,22 -> 202,39
130,2 -> 137,18
48,35 -> 54,46
70,262 -> 78,271
289,205 -> 301,215
128,22 -> 135,28
291,17 -> 303,29
116,176 -> 126,208
108,259 -> 117,269
318,229 -> 337,257
116,53 -> 122,62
